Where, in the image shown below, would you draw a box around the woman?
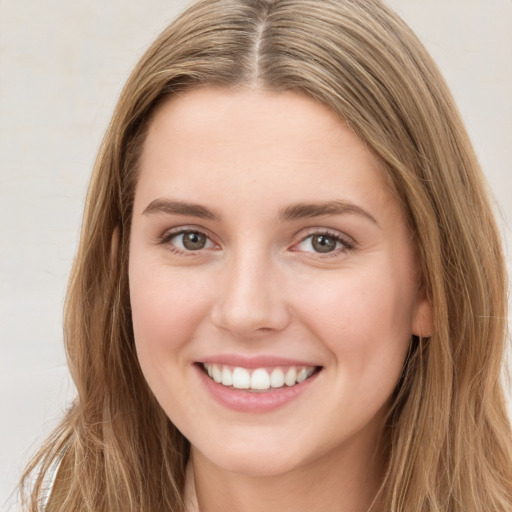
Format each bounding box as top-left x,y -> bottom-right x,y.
21,0 -> 512,510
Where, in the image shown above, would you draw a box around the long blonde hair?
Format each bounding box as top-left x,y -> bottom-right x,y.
21,0 -> 512,510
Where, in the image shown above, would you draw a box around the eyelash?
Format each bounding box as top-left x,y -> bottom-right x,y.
294,229 -> 356,257
157,227 -> 356,257
158,228 -> 216,256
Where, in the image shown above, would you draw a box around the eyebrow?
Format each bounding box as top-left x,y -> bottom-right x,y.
278,200 -> 379,226
142,197 -> 378,226
142,198 -> 220,220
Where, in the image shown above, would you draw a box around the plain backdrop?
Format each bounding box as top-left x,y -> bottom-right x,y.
1,0 -> 511,509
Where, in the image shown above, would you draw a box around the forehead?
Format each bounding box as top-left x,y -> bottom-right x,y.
135,87 -> 399,222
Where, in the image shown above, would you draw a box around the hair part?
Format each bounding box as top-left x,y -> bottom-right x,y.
21,1 -> 511,511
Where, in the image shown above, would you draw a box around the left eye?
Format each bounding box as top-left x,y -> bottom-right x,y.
296,233 -> 347,254
168,231 -> 215,251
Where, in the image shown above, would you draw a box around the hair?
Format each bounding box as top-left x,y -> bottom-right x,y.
20,0 -> 511,510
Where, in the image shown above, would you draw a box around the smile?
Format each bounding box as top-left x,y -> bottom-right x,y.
202,363 -> 318,391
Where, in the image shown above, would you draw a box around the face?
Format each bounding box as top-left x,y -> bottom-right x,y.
129,88 -> 432,477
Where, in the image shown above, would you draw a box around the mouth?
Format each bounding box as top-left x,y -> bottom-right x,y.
199,362 -> 322,392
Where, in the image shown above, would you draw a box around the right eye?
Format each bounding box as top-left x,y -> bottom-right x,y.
162,229 -> 216,252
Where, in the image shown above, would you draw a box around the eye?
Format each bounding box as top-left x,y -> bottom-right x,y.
163,230 -> 216,252
295,232 -> 353,254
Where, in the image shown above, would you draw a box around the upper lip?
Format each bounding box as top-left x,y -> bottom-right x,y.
198,354 -> 321,368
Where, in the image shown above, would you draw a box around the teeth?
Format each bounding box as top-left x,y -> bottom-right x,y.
202,363 -> 316,390
284,367 -> 297,386
270,368 -> 285,388
251,369 -> 270,390
221,366 -> 233,386
212,365 -> 222,383
232,367 -> 250,389
296,368 -> 309,383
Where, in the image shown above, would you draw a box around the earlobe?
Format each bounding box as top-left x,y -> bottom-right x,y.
412,291 -> 434,338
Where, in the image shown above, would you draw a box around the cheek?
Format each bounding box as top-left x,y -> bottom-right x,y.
294,265 -> 415,378
300,271 -> 414,335
129,260 -> 213,370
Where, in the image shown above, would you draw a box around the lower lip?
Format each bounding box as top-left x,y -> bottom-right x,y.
195,364 -> 320,413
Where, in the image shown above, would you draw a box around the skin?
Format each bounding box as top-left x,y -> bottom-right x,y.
129,87 -> 433,512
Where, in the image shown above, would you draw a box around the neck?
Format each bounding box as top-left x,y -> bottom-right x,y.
184,434 -> 385,512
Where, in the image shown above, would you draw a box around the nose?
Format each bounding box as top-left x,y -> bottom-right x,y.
210,250 -> 291,338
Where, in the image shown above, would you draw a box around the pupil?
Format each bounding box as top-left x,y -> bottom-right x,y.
312,234 -> 336,253
183,232 -> 206,250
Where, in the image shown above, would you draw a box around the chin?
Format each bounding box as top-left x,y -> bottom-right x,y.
192,436 -> 309,477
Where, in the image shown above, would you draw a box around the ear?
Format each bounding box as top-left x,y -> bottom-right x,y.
412,288 -> 433,338
110,226 -> 120,268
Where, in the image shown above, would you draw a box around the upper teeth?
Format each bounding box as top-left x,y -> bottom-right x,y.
202,363 -> 316,390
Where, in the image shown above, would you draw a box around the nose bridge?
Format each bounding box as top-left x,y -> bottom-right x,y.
211,243 -> 290,336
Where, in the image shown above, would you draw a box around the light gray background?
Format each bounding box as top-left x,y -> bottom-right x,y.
1,1 -> 511,509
